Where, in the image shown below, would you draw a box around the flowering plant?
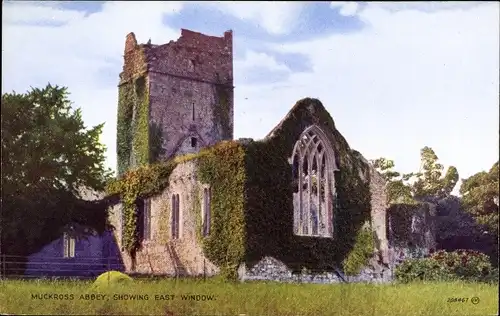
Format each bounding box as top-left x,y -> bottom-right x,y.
395,249 -> 493,283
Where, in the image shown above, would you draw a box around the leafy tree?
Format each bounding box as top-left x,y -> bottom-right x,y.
372,147 -> 459,204
371,157 -> 414,204
1,84 -> 114,262
460,162 -> 499,236
412,147 -> 459,199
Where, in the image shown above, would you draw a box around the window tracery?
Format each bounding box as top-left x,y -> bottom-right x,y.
291,125 -> 338,237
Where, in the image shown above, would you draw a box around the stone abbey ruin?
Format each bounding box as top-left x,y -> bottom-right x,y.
107,29 -> 486,283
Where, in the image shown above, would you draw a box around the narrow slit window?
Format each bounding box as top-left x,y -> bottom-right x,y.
202,187 -> 211,237
120,207 -> 125,246
191,137 -> 197,148
172,194 -> 180,239
143,199 -> 151,240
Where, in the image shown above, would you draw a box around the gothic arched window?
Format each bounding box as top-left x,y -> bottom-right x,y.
290,125 -> 339,237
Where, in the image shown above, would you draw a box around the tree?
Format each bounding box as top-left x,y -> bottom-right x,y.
460,162 -> 499,236
372,147 -> 459,204
371,157 -> 414,204
1,84 -> 114,260
412,147 -> 459,200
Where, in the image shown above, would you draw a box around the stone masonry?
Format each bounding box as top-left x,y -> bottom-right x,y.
238,256 -> 393,284
108,160 -> 219,277
110,28 -> 422,283
120,29 -> 234,162
369,165 -> 390,264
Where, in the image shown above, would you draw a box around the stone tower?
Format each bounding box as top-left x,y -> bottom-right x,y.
117,29 -> 234,176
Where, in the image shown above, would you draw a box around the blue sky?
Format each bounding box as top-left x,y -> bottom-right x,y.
3,1 -> 499,194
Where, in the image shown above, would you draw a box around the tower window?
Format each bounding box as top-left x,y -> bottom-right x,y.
188,59 -> 195,71
191,137 -> 197,148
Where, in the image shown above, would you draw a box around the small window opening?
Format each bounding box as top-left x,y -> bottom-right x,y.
63,232 -> 75,258
192,102 -> 195,121
188,59 -> 195,71
191,137 -> 197,148
171,194 -> 180,240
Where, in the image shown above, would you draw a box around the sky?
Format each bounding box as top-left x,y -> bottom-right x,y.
3,1 -> 499,194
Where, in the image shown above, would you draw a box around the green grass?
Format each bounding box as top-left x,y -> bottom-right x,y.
0,278 -> 498,316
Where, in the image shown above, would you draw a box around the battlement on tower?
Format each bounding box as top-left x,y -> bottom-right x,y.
120,29 -> 233,85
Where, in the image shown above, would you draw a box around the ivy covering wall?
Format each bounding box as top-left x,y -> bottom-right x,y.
106,154 -> 198,254
116,74 -> 151,177
239,98 -> 376,276
108,98 -> 379,279
116,81 -> 134,177
387,203 -> 435,248
197,141 -> 247,279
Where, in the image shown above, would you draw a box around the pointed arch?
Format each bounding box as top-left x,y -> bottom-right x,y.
290,125 -> 339,237
171,131 -> 207,157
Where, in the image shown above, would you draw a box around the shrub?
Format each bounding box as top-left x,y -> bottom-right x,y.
430,249 -> 493,281
478,267 -> 499,284
395,249 -> 494,283
342,228 -> 376,275
395,258 -> 455,283
92,271 -> 133,289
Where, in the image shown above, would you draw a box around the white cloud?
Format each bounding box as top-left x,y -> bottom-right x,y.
235,51 -> 291,73
260,2 -> 499,188
200,1 -> 306,35
3,3 -> 86,24
365,2 -> 490,13
3,1 -> 498,195
330,2 -> 491,20
330,2 -> 359,17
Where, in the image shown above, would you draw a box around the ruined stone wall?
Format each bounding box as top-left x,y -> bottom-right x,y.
108,160 -> 219,276
148,72 -> 232,159
118,29 -> 234,165
387,202 -> 437,267
120,33 -> 148,84
369,166 -> 390,263
108,204 -> 134,271
147,29 -> 234,160
147,29 -> 233,83
238,256 -> 393,284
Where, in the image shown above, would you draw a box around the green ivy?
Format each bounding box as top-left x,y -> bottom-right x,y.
157,200 -> 171,244
193,98 -> 378,278
197,141 -> 246,279
109,98 -> 380,279
117,46 -> 152,177
106,156 -> 196,254
116,83 -> 134,176
237,98 -> 376,277
132,76 -> 149,167
387,203 -> 428,247
191,182 -> 203,242
342,227 -> 376,275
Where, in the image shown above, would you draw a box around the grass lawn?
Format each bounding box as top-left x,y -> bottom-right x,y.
0,278 -> 498,316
